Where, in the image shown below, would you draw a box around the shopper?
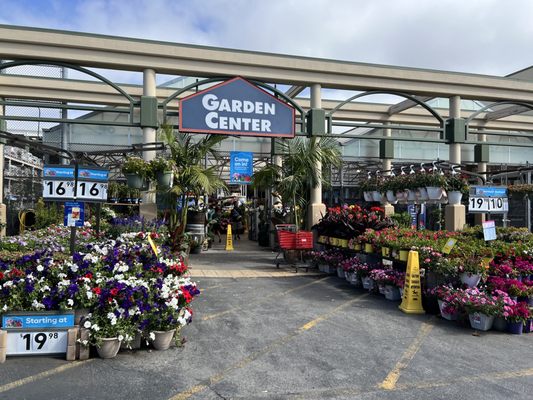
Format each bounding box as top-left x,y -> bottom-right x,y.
208,205 -> 223,243
231,202 -> 242,240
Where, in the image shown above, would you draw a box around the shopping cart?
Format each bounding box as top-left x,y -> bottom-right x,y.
275,224 -> 314,272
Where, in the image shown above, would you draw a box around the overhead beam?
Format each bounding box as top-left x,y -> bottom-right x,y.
388,96 -> 433,115
485,105 -> 532,121
285,85 -> 305,98
3,25 -> 533,102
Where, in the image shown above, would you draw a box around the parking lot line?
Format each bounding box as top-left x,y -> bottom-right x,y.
0,359 -> 94,395
378,318 -> 435,390
169,293 -> 369,400
201,276 -> 329,321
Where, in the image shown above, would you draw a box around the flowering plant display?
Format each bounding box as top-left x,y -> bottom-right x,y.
82,310 -> 138,347
455,287 -> 499,316
0,223 -> 200,352
504,301 -> 531,323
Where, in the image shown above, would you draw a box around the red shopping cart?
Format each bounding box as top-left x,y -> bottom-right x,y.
275,224 -> 314,272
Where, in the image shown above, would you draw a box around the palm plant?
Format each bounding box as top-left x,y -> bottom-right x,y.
159,125 -> 228,250
253,136 -> 342,230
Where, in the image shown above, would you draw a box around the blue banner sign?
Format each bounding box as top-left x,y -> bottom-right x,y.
64,201 -> 85,227
77,167 -> 109,182
2,313 -> 74,329
474,186 -> 507,197
179,77 -> 295,138
230,151 -> 253,184
43,165 -> 75,179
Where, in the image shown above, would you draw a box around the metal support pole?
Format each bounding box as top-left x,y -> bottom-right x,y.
475,129 -> 487,225
96,202 -> 102,235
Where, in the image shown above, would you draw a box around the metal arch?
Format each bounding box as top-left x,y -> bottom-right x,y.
0,59 -> 137,124
326,90 -> 444,133
161,76 -> 306,123
465,100 -> 533,123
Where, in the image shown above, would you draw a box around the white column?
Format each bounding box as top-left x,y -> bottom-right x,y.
382,122 -> 394,216
0,99 -> 5,236
449,95 -> 461,164
141,68 -> 157,213
445,95 -> 465,231
142,68 -> 157,162
307,84 -> 326,229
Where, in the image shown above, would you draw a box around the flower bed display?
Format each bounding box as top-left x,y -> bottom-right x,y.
314,205 -> 533,335
0,223 -> 199,357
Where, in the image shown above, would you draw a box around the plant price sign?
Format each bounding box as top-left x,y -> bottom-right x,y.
2,312 -> 74,355
43,165 -> 108,202
468,186 -> 508,213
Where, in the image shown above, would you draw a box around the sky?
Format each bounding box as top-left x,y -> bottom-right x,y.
1,0 -> 533,80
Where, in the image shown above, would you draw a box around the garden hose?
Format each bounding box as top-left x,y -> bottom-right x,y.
18,209 -> 35,234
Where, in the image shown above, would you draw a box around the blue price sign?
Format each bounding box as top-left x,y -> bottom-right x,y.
2,313 -> 74,329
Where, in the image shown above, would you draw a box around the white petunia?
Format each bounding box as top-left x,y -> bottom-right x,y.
149,332 -> 155,341
36,265 -> 44,272
118,335 -> 124,341
67,299 -> 74,307
83,320 -> 91,329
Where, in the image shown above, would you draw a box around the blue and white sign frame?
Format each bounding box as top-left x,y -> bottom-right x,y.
179,77 -> 295,138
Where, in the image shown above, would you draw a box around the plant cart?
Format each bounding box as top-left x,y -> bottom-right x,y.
275,224 -> 314,272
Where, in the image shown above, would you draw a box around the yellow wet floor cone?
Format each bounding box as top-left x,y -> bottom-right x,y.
225,224 -> 234,251
399,250 -> 425,314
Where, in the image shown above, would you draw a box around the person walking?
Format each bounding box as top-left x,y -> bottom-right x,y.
231,202 -> 242,240
208,205 -> 223,243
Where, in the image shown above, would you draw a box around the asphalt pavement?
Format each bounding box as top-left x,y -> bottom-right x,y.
1,237 -> 533,400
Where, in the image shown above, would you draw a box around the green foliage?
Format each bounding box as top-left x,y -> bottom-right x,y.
253,136 -> 342,229
158,124 -> 227,250
122,156 -> 150,178
34,198 -> 62,229
389,212 -> 411,228
149,156 -> 175,174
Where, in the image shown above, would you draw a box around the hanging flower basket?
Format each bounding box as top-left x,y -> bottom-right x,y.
156,171 -> 174,188
448,191 -> 463,205
426,186 -> 444,200
125,173 -> 146,189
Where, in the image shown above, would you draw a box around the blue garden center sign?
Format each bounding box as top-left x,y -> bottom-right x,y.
179,77 -> 295,138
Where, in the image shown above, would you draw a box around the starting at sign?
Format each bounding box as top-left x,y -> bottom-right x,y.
179,77 -> 295,138
2,312 -> 74,356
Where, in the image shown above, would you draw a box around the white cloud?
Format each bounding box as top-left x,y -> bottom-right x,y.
1,0 -> 533,78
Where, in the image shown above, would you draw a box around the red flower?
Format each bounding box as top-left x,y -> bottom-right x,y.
182,290 -> 192,304
84,272 -> 93,280
92,287 -> 102,295
110,288 -> 119,296
0,271 -> 4,280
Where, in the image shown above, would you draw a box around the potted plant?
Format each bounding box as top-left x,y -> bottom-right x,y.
82,311 -> 137,358
150,156 -> 175,188
122,156 -> 150,189
458,287 -> 499,331
445,175 -> 469,204
505,301 -> 531,334
424,173 -> 447,200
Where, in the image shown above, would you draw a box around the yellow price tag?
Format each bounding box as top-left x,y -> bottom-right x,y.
442,238 -> 457,254
147,234 -> 158,257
